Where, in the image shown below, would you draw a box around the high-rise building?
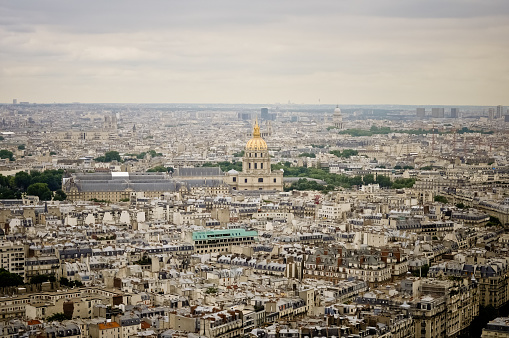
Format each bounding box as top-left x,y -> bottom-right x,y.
260,108 -> 269,120
432,108 -> 445,118
238,112 -> 252,121
416,108 -> 426,118
450,108 -> 458,118
12,99 -> 17,105
497,105 -> 504,119
489,108 -> 495,120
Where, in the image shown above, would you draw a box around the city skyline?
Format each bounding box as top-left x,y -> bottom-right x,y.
1,0 -> 509,105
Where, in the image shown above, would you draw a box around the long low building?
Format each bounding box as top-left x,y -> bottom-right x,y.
62,172 -> 230,202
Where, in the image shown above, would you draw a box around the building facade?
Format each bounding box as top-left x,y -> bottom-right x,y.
224,120 -> 283,192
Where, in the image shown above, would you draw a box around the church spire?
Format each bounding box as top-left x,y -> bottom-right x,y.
253,118 -> 261,138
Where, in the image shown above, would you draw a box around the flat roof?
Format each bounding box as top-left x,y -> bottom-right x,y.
192,229 -> 258,240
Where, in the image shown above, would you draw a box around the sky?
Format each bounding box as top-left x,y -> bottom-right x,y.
1,0 -> 509,105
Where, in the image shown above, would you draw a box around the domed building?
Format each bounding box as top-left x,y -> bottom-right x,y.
225,120 -> 283,192
332,105 -> 343,129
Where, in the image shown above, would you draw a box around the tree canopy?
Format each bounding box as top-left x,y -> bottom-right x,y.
0,169 -> 65,199
271,163 -> 414,191
27,183 -> 52,200
95,151 -> 121,162
0,268 -> 24,288
0,149 -> 14,161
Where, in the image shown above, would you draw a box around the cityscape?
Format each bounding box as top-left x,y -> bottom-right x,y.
1,1 -> 509,338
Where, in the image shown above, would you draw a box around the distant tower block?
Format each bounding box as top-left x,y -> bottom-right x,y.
332,105 -> 344,129
450,108 -> 458,118
260,107 -> 269,120
432,108 -> 444,118
497,105 -> 504,119
416,108 -> 425,118
12,99 -> 17,105
488,108 -> 495,120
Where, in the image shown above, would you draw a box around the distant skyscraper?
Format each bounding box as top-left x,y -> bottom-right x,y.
488,108 -> 495,120
261,108 -> 269,120
12,99 -> 17,105
432,108 -> 444,118
496,105 -> 504,119
450,108 -> 458,118
416,108 -> 425,118
505,115 -> 509,123
238,112 -> 252,121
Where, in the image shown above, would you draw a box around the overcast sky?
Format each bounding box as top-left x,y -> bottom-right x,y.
1,0 -> 508,105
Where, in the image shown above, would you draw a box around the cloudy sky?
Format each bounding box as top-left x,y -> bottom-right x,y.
1,0 -> 508,105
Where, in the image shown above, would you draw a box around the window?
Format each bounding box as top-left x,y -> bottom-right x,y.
254,163 -> 257,169
258,178 -> 263,183
274,178 -> 277,183
249,163 -> 251,169
261,163 -> 263,169
255,153 -> 257,157
232,177 -> 236,182
244,179 -> 248,183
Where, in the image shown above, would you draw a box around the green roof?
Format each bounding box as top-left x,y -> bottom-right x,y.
192,229 -> 258,241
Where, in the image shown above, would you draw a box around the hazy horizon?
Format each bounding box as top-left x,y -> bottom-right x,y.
2,1 -> 509,105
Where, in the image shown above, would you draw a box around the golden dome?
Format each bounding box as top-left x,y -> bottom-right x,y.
246,120 -> 267,151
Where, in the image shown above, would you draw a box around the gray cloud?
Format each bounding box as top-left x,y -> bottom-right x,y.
1,0 -> 508,104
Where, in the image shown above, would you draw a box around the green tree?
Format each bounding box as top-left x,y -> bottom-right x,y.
411,264 -> 429,277
148,150 -> 163,157
0,268 -> 24,288
298,152 -> 316,158
95,151 -> 121,162
202,161 -> 242,172
392,178 -> 416,189
205,287 -> 218,294
147,166 -> 169,172
17,144 -> 25,150
341,149 -> 358,158
329,150 -> 342,157
363,174 -> 375,185
14,171 -> 31,190
486,216 -> 502,227
134,256 -> 152,265
434,195 -> 449,204
0,149 -> 14,161
375,175 -> 392,188
53,189 -> 67,201
30,170 -> 64,191
59,277 -> 83,288
30,274 -> 51,284
254,304 -> 265,312
27,183 -> 52,200
46,313 -> 70,322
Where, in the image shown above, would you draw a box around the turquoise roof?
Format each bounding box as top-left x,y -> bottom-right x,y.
192,229 -> 258,241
